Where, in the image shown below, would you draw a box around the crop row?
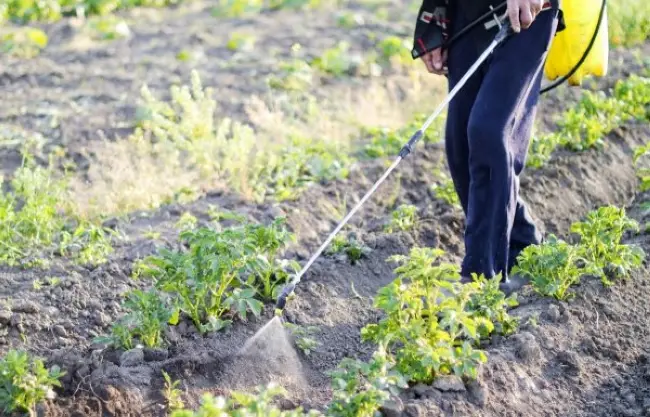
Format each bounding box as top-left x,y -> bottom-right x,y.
1,196 -> 644,416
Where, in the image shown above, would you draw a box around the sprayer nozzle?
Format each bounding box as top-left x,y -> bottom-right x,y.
275,283 -> 296,310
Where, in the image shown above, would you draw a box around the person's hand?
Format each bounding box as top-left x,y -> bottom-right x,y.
507,0 -> 543,32
422,48 -> 448,75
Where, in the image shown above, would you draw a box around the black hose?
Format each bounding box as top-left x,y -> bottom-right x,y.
540,0 -> 608,94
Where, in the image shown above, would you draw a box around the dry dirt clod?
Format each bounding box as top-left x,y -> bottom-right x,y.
513,331 -> 541,363
379,397 -> 404,417
404,403 -> 424,417
0,310 -> 11,325
120,348 -> 144,367
432,375 -> 465,392
545,304 -> 561,322
12,300 -> 40,314
466,379 -> 488,407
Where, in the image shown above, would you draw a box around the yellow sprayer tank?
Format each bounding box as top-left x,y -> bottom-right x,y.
544,0 -> 609,86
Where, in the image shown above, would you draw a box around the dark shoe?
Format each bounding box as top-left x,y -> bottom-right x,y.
498,273 -> 530,296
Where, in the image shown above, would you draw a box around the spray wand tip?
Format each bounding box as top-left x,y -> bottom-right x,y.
275,283 -> 296,311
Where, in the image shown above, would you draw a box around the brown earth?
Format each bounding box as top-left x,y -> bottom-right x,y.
0,2 -> 649,417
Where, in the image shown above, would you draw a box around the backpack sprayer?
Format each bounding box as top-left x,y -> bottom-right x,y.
274,0 -> 608,312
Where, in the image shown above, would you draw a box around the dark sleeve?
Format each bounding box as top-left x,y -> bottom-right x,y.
411,0 -> 451,60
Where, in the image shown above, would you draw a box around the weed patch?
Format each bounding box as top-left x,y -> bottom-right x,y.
0,155 -> 115,268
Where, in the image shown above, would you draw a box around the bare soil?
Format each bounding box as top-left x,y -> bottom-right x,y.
1,2 -> 649,417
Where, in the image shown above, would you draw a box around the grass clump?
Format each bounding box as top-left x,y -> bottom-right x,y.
267,58 -> 315,91
0,350 -> 65,416
76,70 -> 353,213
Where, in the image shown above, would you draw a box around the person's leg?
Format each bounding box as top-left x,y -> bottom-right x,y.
507,87 -> 545,273
461,10 -> 559,281
444,12 -> 486,218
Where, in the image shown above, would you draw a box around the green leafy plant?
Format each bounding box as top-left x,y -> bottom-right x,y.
465,273 -> 519,337
0,154 -> 115,267
170,383 -> 322,416
633,142 -> 650,192
136,226 -> 260,332
360,113 -> 440,158
283,322 -> 320,355
512,235 -> 587,300
431,168 -> 460,208
162,370 -> 185,411
327,346 -> 407,417
558,90 -> 624,151
267,58 -> 314,91
527,131 -> 561,169
326,234 -> 371,264
613,74 -> 650,120
385,204 -> 419,233
99,288 -> 173,349
570,205 -> 645,285
360,247 -> 494,383
226,32 -> 256,51
0,350 -> 65,415
241,217 -> 298,300
262,135 -> 352,201
311,41 -> 357,77
1,27 -> 48,58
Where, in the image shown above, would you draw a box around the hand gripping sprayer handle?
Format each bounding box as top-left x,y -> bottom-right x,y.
275,18 -> 514,312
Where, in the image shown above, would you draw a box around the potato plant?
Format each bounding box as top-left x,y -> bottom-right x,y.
360,247 -> 513,383
512,235 -> 587,300
0,350 -> 65,415
170,383 -> 321,417
326,234 -> 371,264
134,217 -> 295,333
570,205 -> 645,285
98,289 -> 173,349
633,142 -> 650,192
385,204 -> 418,233
327,346 -> 407,417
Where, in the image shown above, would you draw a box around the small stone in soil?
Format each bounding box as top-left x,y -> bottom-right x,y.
120,348 -> 144,367
0,311 -> 11,325
545,304 -> 561,322
379,397 -> 403,417
513,331 -> 541,363
53,325 -> 67,337
11,301 -> 39,314
404,404 -> 424,417
432,375 -> 465,392
93,312 -> 111,327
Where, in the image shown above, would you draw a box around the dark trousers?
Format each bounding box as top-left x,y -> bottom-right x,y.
444,9 -> 559,281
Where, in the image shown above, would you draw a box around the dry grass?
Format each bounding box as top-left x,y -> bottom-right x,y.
69,65 -> 447,218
